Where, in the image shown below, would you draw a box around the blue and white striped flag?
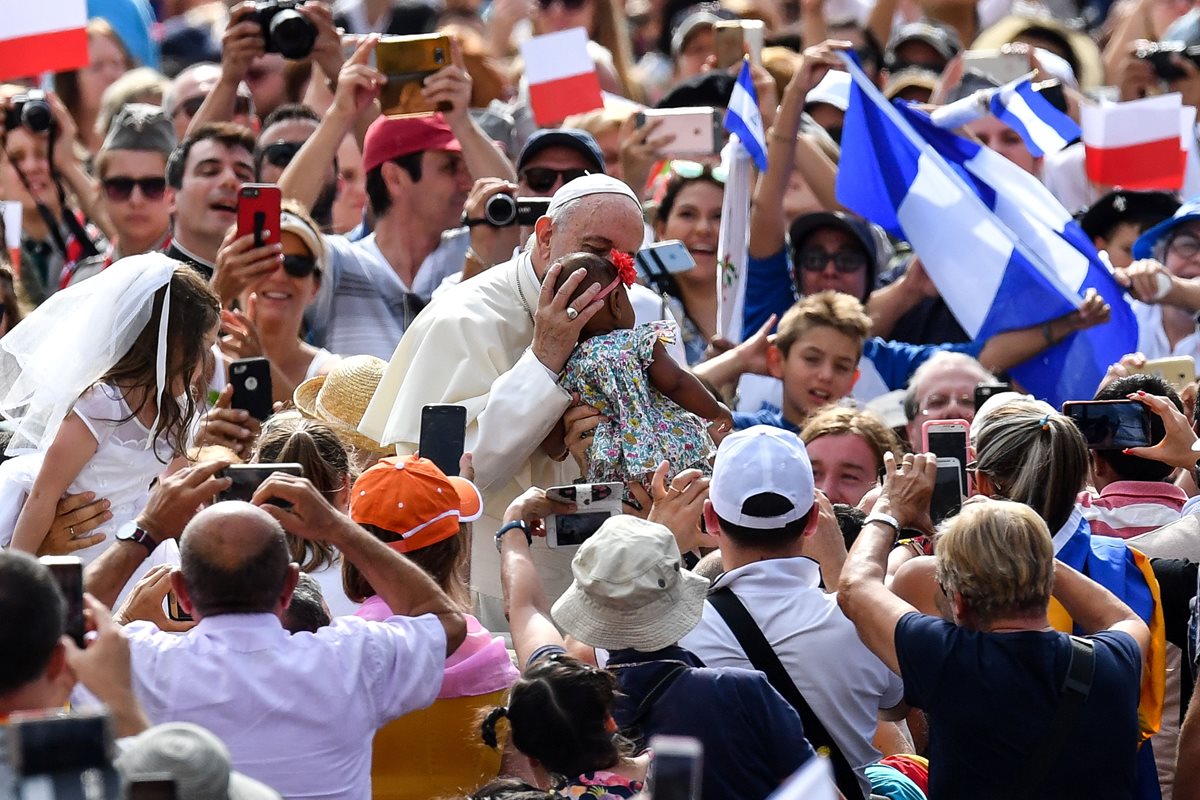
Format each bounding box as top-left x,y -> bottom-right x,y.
835,55 -> 1137,408
988,78 -> 1080,157
723,59 -> 767,171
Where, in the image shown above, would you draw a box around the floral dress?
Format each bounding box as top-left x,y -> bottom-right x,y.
558,771 -> 644,798
560,321 -> 714,485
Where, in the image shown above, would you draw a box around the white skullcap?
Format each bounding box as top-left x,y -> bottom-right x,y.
546,173 -> 641,215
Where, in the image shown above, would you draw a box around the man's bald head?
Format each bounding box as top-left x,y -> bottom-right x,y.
179,503 -> 293,617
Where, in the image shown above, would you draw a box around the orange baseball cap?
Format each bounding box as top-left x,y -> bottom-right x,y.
349,455 -> 483,554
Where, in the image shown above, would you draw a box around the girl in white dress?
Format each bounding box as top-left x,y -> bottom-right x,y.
0,255 -> 221,563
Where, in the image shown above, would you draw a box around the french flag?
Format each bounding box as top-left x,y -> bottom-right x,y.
835,54 -> 1138,408
988,79 -> 1080,157
521,28 -> 605,127
0,3 -> 89,81
1082,94 -> 1187,191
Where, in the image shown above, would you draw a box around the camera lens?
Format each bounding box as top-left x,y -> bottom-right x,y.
269,8 -> 317,59
484,194 -> 518,227
19,97 -> 52,134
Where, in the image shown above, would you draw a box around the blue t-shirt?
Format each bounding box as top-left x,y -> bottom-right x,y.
895,612 -> 1141,799
608,646 -> 814,800
732,408 -> 800,433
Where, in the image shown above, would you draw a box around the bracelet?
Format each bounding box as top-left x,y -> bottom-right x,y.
495,520 -> 532,552
460,211 -> 491,228
766,127 -> 796,144
465,246 -> 487,267
863,512 -> 902,541
1041,320 -> 1055,346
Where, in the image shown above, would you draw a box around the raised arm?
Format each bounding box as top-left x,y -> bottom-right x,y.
976,289 -> 1111,373
186,2 -> 262,137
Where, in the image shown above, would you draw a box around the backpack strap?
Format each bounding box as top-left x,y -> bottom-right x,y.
620,662 -> 688,750
1020,634 -> 1096,798
707,587 -> 866,800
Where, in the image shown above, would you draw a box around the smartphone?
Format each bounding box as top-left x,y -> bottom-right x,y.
420,404 -> 467,477
974,382 -> 1012,411
635,107 -> 722,156
922,418 -> 969,492
1136,356 -> 1196,393
9,709 -> 115,776
129,776 -> 178,800
376,33 -> 452,116
217,462 -> 305,504
646,735 -> 703,800
962,49 -> 1028,84
545,483 -> 622,547
236,184 -> 282,249
635,239 -> 696,286
40,556 -> 85,648
931,457 -> 964,524
742,19 -> 765,65
1062,400 -> 1153,449
229,356 -> 273,422
713,21 -> 744,69
166,591 -> 192,623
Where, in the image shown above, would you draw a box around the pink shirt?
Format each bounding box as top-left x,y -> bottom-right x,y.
1078,481 -> 1187,539
357,596 -> 518,698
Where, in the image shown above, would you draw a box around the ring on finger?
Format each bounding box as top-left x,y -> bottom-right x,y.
68,525 -> 75,537
566,307 -> 579,321
668,486 -> 684,494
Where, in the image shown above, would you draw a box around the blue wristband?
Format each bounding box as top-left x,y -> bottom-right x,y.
495,520 -> 532,552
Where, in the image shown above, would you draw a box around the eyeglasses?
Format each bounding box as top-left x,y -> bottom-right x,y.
536,0 -> 589,9
795,248 -> 868,273
667,159 -> 727,184
176,95 -> 253,119
101,176 -> 168,202
260,141 -> 303,169
281,255 -> 318,278
920,393 -> 974,415
1168,235 -> 1200,260
520,166 -> 590,193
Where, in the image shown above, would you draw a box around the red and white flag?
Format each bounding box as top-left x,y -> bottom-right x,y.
1082,94 -> 1187,191
521,28 -> 604,127
0,3 -> 89,82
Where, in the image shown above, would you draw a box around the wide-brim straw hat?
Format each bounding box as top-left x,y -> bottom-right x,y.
971,15 -> 1103,90
293,355 -> 390,456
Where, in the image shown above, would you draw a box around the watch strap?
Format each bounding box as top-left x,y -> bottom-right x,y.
494,520 -> 532,551
864,512 -> 902,540
120,524 -> 158,554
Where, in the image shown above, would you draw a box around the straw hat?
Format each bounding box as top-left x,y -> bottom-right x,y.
971,15 -> 1103,90
293,355 -> 389,456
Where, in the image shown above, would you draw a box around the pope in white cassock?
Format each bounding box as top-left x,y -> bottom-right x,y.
359,174 -> 654,630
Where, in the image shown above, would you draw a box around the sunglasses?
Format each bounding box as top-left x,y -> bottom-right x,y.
667,160 -> 727,183
281,255 -> 318,278
536,0 -> 589,9
261,141 -> 303,169
795,248 -> 868,273
520,166 -> 590,193
101,176 -> 168,202
177,95 -> 253,119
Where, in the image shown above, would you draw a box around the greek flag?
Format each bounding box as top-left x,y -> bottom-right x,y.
989,79 -> 1080,157
723,59 -> 767,171
835,55 -> 1137,408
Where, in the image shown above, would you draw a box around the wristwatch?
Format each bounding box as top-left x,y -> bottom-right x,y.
116,521 -> 159,555
863,512 -> 903,541
495,520 -> 532,552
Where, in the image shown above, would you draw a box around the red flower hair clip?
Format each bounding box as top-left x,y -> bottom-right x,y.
609,249 -> 637,287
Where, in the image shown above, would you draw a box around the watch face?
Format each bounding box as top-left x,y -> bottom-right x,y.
116,522 -> 139,540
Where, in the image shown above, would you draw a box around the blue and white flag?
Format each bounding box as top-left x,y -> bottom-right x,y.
835,55 -> 1137,408
988,78 -> 1080,157
723,59 -> 768,171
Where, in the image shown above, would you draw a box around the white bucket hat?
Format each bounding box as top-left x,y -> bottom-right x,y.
116,722 -> 281,800
551,516 -> 710,652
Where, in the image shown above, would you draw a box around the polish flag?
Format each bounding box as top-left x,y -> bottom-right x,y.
1082,94 -> 1186,191
0,3 -> 90,82
521,28 -> 604,127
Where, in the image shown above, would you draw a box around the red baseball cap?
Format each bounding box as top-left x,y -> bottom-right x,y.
362,113 -> 462,173
349,455 -> 483,554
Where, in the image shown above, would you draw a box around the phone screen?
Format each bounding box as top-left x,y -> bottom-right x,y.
931,461 -> 963,524
14,713 -> 113,775
1064,401 -> 1152,449
420,404 -> 467,477
129,779 -> 178,800
551,511 -> 612,546
926,427 -> 968,489
974,383 -> 1012,411
41,557 -> 85,648
648,741 -> 702,800
218,464 -> 304,504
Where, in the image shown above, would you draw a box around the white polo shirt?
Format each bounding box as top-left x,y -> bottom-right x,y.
679,557 -> 904,792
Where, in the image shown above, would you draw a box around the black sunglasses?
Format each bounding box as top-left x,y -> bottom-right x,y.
177,95 -> 252,118
796,248 -> 868,274
261,141 -> 303,168
536,0 -> 589,8
102,176 -> 168,202
520,166 -> 590,193
281,255 -> 318,278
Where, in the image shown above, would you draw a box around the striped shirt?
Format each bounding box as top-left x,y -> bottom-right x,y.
1078,481 -> 1188,539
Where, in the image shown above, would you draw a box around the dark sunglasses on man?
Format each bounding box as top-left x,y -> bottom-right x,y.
261,141 -> 304,169
520,166 -> 590,193
536,0 -> 589,9
796,248 -> 869,274
101,176 -> 168,202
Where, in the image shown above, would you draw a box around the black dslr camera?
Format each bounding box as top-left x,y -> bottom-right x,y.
4,90 -> 53,134
1135,41 -> 1200,82
484,195 -> 551,227
252,0 -> 317,60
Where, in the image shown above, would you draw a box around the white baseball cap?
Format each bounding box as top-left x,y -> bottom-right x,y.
710,426 -> 815,529
804,70 -> 852,112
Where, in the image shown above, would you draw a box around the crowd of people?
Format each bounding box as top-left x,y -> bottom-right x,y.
4,0 -> 1200,798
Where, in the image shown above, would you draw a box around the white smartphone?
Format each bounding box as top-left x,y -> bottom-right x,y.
742,20 -> 765,65
922,418 -> 970,492
647,735 -> 703,800
932,457 -> 964,524
962,49 -> 1028,84
635,239 -> 696,285
545,483 -> 623,548
636,107 -> 722,156
1136,356 -> 1196,393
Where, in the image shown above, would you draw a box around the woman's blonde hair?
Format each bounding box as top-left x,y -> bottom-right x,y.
973,400 -> 1088,533
800,406 -> 905,471
935,499 -> 1055,624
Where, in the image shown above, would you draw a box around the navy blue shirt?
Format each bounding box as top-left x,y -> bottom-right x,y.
732,408 -> 801,433
895,612 -> 1141,799
607,646 -> 814,800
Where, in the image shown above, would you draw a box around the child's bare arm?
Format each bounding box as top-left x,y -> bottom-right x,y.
10,414 -> 100,553
647,342 -> 732,430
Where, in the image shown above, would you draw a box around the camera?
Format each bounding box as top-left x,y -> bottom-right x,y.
4,90 -> 53,134
1134,41 -> 1200,82
483,195 -> 551,227
252,0 -> 317,60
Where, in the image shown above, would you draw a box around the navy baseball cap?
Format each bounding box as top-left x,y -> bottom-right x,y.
517,129 -> 606,175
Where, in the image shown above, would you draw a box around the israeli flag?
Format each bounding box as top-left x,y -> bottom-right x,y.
989,79 -> 1080,157
723,59 -> 768,171
836,55 -> 1137,408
